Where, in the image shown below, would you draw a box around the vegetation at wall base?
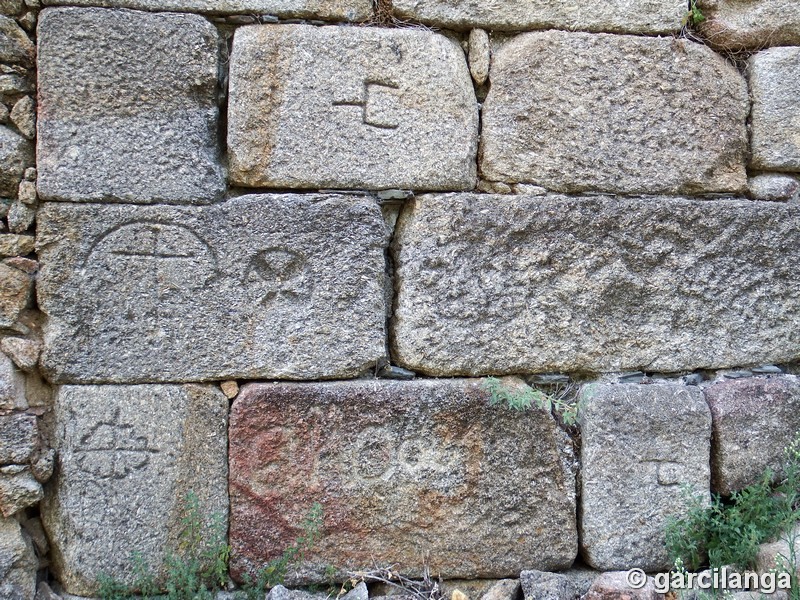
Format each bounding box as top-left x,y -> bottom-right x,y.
482,376 -> 577,426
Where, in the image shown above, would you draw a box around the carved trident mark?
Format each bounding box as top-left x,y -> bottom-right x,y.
333,80 -> 401,130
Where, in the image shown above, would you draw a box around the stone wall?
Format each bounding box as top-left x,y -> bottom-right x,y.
0,0 -> 799,598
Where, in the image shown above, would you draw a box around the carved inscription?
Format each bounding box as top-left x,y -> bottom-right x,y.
333,80 -> 402,130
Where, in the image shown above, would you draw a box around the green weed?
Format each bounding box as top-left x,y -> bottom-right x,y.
482,376 -> 577,425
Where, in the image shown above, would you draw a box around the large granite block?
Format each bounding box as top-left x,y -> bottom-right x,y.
391,194 -> 800,375
41,384 -> 229,596
578,383 -> 712,571
392,0 -> 686,34
36,8 -> 224,204
37,195 -> 387,383
40,0 -> 370,19
228,24 -> 478,191
481,32 -> 748,195
697,0 -> 800,51
749,47 -> 800,172
705,377 -> 800,495
229,379 -> 578,582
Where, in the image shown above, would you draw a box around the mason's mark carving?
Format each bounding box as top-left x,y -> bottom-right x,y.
333,80 -> 401,130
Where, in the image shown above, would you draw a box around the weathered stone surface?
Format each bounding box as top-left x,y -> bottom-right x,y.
0,338 -> 39,373
0,16 -> 33,66
440,579 -> 504,600
697,0 -> 800,51
584,572 -> 662,600
705,377 -> 800,495
37,7 -> 224,204
0,0 -> 24,15
7,202 -> 33,233
228,24 -> 477,191
41,384 -> 229,596
392,0 -> 685,33
37,194 -> 387,383
0,414 -> 36,464
0,126 -> 32,197
468,29 -> 489,86
481,32 -> 748,195
229,379 -> 577,582
0,516 -> 36,600
392,194 -> 800,375
0,260 -> 33,330
521,570 -> 575,600
0,353 -> 24,412
0,235 -> 33,257
480,580 -> 520,600
40,0 -> 370,19
578,384 -> 711,571
749,47 -> 800,172
755,525 -> 800,577
9,96 -> 33,140
0,467 -> 42,517
749,174 -> 800,202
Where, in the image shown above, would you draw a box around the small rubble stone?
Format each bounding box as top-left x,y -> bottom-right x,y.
21,168 -> 32,181
755,525 -> 800,577
6,203 -> 33,233
8,96 -> 33,140
705,377 -> 800,495
0,338 -> 39,372
0,467 -> 42,517
481,32 -> 748,195
229,379 -> 577,583
0,16 -> 34,66
16,10 -> 34,32
584,572 -> 662,600
0,413 -> 36,463
749,47 -> 800,172
392,0 -> 685,33
37,195 -> 387,383
697,0 -> 800,51
37,7 -> 225,204
749,174 -> 800,202
557,566 -> 601,599
0,126 -> 32,197
220,380 -> 238,399
521,570 -> 575,600
42,384 -> 229,596
0,516 -> 36,600
29,448 -> 54,483
0,234 -> 33,257
228,24 -> 478,191
0,0 -> 24,14
578,383 -> 711,571
0,104 -> 7,123
267,585 -> 330,600
0,72 -> 32,96
392,194 -> 800,375
16,180 -> 34,204
35,582 -> 60,600
440,580 -> 502,600
468,29 -> 489,86
21,518 -> 47,557
0,260 -> 33,330
480,580 -> 520,600
0,352 -> 24,411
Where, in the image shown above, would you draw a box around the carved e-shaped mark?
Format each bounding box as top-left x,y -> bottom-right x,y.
333,80 -> 401,130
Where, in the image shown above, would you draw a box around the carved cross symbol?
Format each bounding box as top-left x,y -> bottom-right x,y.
333,80 -> 401,130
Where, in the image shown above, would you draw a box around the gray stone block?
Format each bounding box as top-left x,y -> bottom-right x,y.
391,194 -> 800,375
697,0 -> 800,51
705,376 -> 800,495
481,32 -> 748,195
229,378 -> 577,583
392,0 -> 686,34
0,516 -> 36,600
577,383 -> 711,571
36,7 -> 224,204
0,125 -> 32,198
228,24 -> 477,191
0,353 -> 25,412
0,414 -> 36,464
749,47 -> 800,172
41,384 -> 229,596
37,194 -> 387,383
40,0 -> 370,19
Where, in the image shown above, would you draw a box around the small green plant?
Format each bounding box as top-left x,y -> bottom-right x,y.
482,377 -> 577,425
683,0 -> 705,27
241,502 -> 324,600
666,432 -> 800,572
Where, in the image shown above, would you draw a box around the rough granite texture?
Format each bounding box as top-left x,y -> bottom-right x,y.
0,260 -> 33,331
705,377 -> 800,495
228,24 -> 478,191
0,353 -> 24,412
229,379 -> 578,583
578,384 -> 712,571
37,195 -> 387,383
0,414 -> 36,464
392,194 -> 800,375
41,384 -> 229,596
36,8 -> 224,204
0,126 -> 33,198
697,0 -> 800,50
481,32 -> 748,195
392,0 -> 686,33
584,572 -> 663,600
748,47 -> 800,172
0,516 -> 36,600
39,0 -> 370,18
